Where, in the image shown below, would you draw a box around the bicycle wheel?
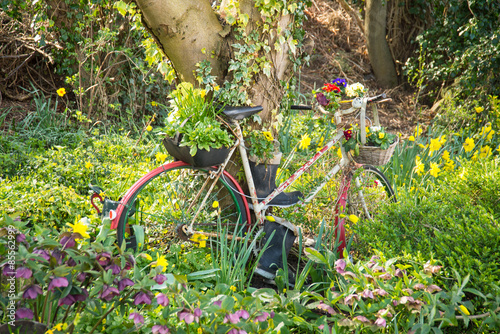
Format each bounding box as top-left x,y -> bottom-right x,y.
348,165 -> 396,221
114,161 -> 250,249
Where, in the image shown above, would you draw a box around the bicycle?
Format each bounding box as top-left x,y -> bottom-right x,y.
95,94 -> 397,257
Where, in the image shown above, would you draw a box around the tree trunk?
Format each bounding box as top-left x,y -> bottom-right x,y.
135,0 -> 230,83
365,0 -> 398,88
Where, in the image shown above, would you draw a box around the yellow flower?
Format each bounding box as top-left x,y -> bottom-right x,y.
57,88 -> 66,97
67,219 -> 90,238
54,323 -> 63,331
479,145 -> 492,158
46,330 -> 55,334
348,214 -> 359,224
408,135 -> 415,142
197,328 -> 203,334
414,126 -> 423,137
378,132 -> 385,139
262,131 -> 274,141
152,252 -> 168,272
337,147 -> 343,159
200,90 -> 206,98
459,304 -> 470,315
365,127 -> 370,136
475,106 -> 484,113
144,253 -> 153,261
463,137 -> 475,153
429,137 -> 442,153
214,85 -> 220,91
265,215 -> 276,222
299,134 -> 311,150
429,162 -> 441,178
191,233 -> 207,248
414,156 -> 424,176
230,285 -> 237,292
85,161 -> 93,169
151,101 -> 158,107
155,152 -> 168,163
441,150 -> 450,161
444,159 -> 455,171
212,201 -> 219,208
146,125 -> 153,131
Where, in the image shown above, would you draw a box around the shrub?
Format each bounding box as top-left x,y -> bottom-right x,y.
355,158 -> 500,294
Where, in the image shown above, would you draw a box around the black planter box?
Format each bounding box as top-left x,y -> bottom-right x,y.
163,137 -> 230,167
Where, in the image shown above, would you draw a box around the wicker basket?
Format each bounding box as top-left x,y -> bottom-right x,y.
352,136 -> 399,166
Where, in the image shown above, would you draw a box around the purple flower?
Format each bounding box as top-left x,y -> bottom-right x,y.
315,92 -> 330,107
2,264 -> 15,277
354,315 -> 371,324
16,233 -> 26,243
33,249 -> 50,262
15,308 -> 33,319
235,309 -> 249,320
373,288 -> 388,296
129,312 -> 145,325
51,249 -> 64,265
76,272 -> 87,282
16,267 -> 32,279
317,301 -> 336,315
48,277 -> 69,291
58,294 -> 76,306
66,257 -> 76,267
213,300 -> 222,307
334,259 -> 346,274
106,263 -> 121,275
134,291 -> 152,305
152,325 -> 170,334
60,235 -> 76,249
332,78 -> 347,88
156,293 -> 169,307
193,308 -> 202,322
178,309 -> 195,324
361,289 -> 374,299
97,252 -> 112,266
72,288 -> 88,302
344,293 -> 359,305
254,312 -> 270,322
99,284 -> 120,302
118,278 -> 134,291
228,329 -> 247,334
374,317 -> 387,327
23,285 -> 42,299
154,274 -> 167,284
224,312 -> 241,324
124,255 -> 135,270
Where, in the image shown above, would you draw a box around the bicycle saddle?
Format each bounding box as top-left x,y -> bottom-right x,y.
219,105 -> 263,120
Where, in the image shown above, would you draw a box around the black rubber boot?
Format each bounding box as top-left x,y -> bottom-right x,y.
249,160 -> 302,208
255,220 -> 296,285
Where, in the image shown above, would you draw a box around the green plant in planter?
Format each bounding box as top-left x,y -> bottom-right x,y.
163,82 -> 234,156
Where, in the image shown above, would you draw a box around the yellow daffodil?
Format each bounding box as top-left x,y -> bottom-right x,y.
414,156 -> 425,176
348,214 -> 359,224
67,219 -> 90,238
152,252 -> 168,272
262,131 -> 274,141
299,134 -> 311,150
438,135 -> 447,145
479,145 -> 492,158
444,159 -> 455,171
214,85 -> 220,91
441,150 -> 450,161
414,126 -> 423,137
57,88 -> 66,97
408,135 -> 415,142
429,137 -> 442,153
463,137 -> 475,153
429,162 -> 441,178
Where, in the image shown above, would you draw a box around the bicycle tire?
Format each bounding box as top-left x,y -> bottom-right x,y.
114,161 -> 250,249
348,164 -> 396,221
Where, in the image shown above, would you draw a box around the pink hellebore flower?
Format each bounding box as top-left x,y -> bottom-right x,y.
58,294 -> 76,306
317,301 -> 336,315
129,312 -> 145,325
15,308 -> 33,320
23,285 -> 42,299
374,317 -> 387,327
334,259 -> 346,274
48,277 -> 69,291
156,293 -> 169,307
134,291 -> 152,305
154,274 -> 167,284
118,278 -> 134,291
152,325 -> 170,334
16,267 -> 32,279
362,289 -> 374,299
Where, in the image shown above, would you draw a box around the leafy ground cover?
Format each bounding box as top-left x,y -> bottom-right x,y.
1,86 -> 500,333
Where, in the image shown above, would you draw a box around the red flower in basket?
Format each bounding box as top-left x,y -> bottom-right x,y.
323,83 -> 341,93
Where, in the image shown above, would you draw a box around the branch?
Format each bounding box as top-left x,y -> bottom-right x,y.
336,0 -> 364,35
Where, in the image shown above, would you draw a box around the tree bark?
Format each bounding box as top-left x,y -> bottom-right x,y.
365,0 -> 398,88
135,0 -> 229,83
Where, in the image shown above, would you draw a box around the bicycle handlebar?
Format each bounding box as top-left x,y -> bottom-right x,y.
291,105 -> 313,110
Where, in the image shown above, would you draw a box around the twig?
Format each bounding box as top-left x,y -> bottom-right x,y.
456,306 -> 500,320
336,0 -> 364,35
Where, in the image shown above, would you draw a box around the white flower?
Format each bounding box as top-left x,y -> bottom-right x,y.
346,83 -> 366,97
369,126 -> 381,132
